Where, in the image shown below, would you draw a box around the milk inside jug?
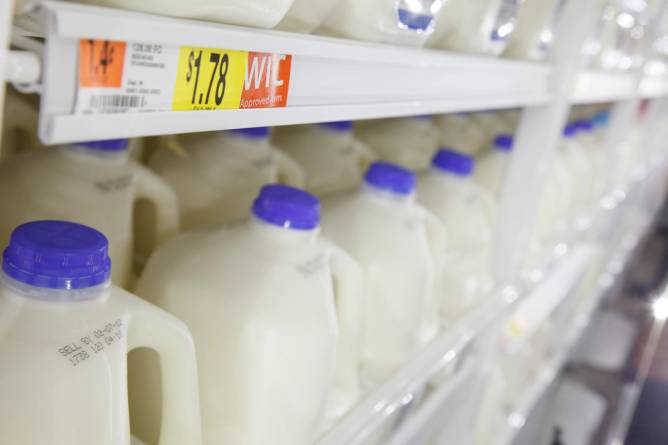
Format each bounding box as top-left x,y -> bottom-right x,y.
503,0 -> 567,60
354,116 -> 440,172
0,139 -> 179,288
322,161 -> 446,382
275,0 -> 340,32
135,184 -> 363,445
432,113 -> 487,156
474,134 -> 513,196
418,149 -> 496,322
272,121 -> 374,197
560,123 -> 593,224
80,0 -> 294,28
0,220 -> 201,445
318,0 -> 445,47
150,127 -> 304,230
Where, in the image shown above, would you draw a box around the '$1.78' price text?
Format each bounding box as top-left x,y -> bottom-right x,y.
185,49 -> 229,107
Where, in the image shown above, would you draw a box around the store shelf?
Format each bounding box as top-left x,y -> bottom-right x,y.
20,1 -> 555,144
571,69 -> 638,104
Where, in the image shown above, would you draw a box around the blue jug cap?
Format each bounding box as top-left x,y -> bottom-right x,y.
591,111 -> 610,127
575,120 -> 593,132
563,123 -> 578,138
228,127 -> 270,138
75,139 -> 129,151
493,134 -> 513,151
318,121 -> 353,132
252,184 -> 320,230
432,148 -> 474,176
2,220 -> 111,290
364,161 -> 416,195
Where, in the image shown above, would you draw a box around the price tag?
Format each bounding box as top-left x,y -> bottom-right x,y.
172,47 -> 247,111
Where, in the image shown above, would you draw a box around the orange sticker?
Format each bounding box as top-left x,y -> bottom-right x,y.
79,39 -> 127,88
240,52 -> 292,109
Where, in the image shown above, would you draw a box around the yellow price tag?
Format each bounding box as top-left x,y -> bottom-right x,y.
172,46 -> 247,111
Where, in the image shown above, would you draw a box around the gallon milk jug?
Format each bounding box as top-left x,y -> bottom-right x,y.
433,113 -> 488,156
418,149 -> 496,322
321,161 -> 446,382
503,0 -> 567,60
428,0 -> 522,56
560,123 -> 593,223
0,139 -> 179,288
150,127 -> 304,230
0,220 -> 201,445
318,0 -> 444,47
472,111 -> 514,141
474,134 -> 513,196
272,121 -> 375,197
275,0 -> 340,32
354,116 -> 440,172
81,0 -> 294,28
135,184 -> 363,445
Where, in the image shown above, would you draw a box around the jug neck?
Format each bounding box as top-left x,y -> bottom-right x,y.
360,183 -> 415,205
58,144 -> 130,165
247,215 -> 319,246
430,168 -> 472,185
0,272 -> 111,303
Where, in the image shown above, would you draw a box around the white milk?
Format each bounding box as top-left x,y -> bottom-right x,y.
0,140 -> 179,289
275,0 -> 340,32
272,122 -> 374,197
81,0 -> 294,28
428,0 -> 522,56
503,0 -> 567,60
150,128 -> 304,230
560,123 -> 593,223
432,113 -> 488,156
135,184 -> 363,445
474,134 -> 513,196
318,0 -> 444,47
321,161 -> 446,382
418,149 -> 496,322
354,116 -> 440,172
0,220 -> 200,445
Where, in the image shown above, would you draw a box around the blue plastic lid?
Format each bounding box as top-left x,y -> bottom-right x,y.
252,184 -> 320,230
2,220 -> 111,290
493,134 -> 513,151
432,148 -> 474,176
563,123 -> 578,138
591,111 -> 610,128
575,120 -> 593,132
228,127 -> 270,138
318,121 -> 353,132
75,139 -> 129,151
397,7 -> 435,31
364,161 -> 416,195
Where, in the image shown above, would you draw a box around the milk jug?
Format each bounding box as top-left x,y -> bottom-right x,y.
428,0 -> 522,56
503,0 -> 567,60
560,123 -> 593,222
272,122 -> 375,197
472,111 -> 514,141
0,139 -> 179,288
318,0 -> 445,47
321,161 -> 446,381
474,134 -> 513,196
432,113 -> 487,156
150,127 -> 304,230
0,220 -> 201,445
81,0 -> 294,28
418,149 -> 496,322
354,116 -> 440,172
275,0 -> 340,32
135,184 -> 363,445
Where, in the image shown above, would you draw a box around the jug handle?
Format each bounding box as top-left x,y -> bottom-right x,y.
134,167 -> 180,254
352,140 -> 378,172
321,238 -> 364,419
126,309 -> 202,445
274,149 -> 306,188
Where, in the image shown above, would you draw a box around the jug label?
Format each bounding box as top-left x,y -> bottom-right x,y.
296,254 -> 328,277
75,39 -> 293,115
94,174 -> 133,193
58,318 -> 124,367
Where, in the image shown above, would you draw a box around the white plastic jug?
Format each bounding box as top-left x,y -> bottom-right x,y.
272,122 -> 375,197
321,161 -> 446,381
0,139 -> 179,288
560,123 -> 594,223
474,134 -> 513,196
0,220 -> 201,445
275,0 -> 340,32
318,0 -> 445,47
428,0 -> 522,56
472,111 -> 515,141
354,116 -> 440,172
418,149 -> 497,322
135,184 -> 363,445
150,127 -> 304,230
80,0 -> 294,28
432,113 -> 488,156
503,0 -> 567,60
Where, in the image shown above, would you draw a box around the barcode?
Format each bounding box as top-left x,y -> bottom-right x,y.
90,94 -> 143,109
